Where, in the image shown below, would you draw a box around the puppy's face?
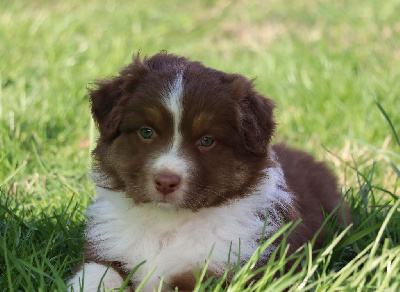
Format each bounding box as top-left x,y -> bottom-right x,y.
91,53 -> 275,210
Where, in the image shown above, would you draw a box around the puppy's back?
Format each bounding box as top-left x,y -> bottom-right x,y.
273,143 -> 351,247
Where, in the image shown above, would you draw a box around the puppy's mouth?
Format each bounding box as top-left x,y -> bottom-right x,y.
151,188 -> 204,212
152,189 -> 186,209
154,201 -> 181,211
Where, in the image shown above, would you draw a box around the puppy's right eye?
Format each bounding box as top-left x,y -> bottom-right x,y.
200,136 -> 214,147
139,127 -> 154,139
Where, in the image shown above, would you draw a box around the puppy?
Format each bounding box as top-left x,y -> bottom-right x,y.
68,53 -> 350,291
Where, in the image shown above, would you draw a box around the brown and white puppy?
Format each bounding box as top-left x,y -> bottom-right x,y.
68,53 -> 350,291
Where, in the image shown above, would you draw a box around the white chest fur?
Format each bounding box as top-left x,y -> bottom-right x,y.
84,164 -> 292,289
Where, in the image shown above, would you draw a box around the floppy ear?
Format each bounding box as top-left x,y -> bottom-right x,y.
89,77 -> 124,140
232,76 -> 276,155
89,55 -> 149,141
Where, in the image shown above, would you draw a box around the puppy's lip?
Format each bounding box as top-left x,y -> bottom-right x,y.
152,192 -> 180,206
154,201 -> 180,211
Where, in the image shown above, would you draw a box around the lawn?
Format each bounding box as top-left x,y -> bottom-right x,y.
0,0 -> 399,290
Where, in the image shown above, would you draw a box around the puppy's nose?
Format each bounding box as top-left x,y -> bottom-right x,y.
154,173 -> 181,195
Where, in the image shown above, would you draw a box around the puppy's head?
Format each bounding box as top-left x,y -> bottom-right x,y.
90,53 -> 276,210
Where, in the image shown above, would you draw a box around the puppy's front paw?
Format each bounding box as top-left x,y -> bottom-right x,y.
67,262 -> 125,291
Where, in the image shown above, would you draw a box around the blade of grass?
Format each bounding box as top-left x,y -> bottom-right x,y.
298,224 -> 353,291
389,161 -> 400,178
118,260 -> 146,291
134,266 -> 156,292
337,222 -> 382,248
370,199 -> 400,258
2,224 -> 14,292
2,160 -> 27,185
377,248 -> 400,291
97,263 -> 112,292
193,245 -> 215,292
374,98 -> 400,146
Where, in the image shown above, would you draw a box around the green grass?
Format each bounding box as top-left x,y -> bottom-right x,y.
1,0 -> 399,290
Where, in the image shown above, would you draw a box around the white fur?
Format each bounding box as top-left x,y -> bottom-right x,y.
147,73 -> 189,205
78,151 -> 292,291
67,263 -> 124,291
162,73 -> 184,150
151,151 -> 189,175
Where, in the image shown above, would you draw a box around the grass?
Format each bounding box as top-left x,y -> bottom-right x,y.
0,0 -> 399,290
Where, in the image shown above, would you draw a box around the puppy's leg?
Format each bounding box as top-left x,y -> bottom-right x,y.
67,262 -> 125,291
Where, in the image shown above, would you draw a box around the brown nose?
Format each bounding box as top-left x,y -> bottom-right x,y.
154,173 -> 181,195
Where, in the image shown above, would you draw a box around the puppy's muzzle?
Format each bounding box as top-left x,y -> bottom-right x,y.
154,173 -> 181,195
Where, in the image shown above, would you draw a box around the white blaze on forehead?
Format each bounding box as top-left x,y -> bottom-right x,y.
153,73 -> 188,177
162,73 -> 184,151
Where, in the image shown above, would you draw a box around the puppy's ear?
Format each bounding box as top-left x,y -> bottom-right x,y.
89,55 -> 149,141
89,77 -> 124,140
232,75 -> 276,155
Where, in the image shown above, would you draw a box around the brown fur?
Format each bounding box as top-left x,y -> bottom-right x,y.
90,52 -> 276,210
273,143 -> 351,251
81,52 -> 351,290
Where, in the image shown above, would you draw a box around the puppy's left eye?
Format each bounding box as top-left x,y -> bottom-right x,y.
200,137 -> 214,147
139,127 -> 154,139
